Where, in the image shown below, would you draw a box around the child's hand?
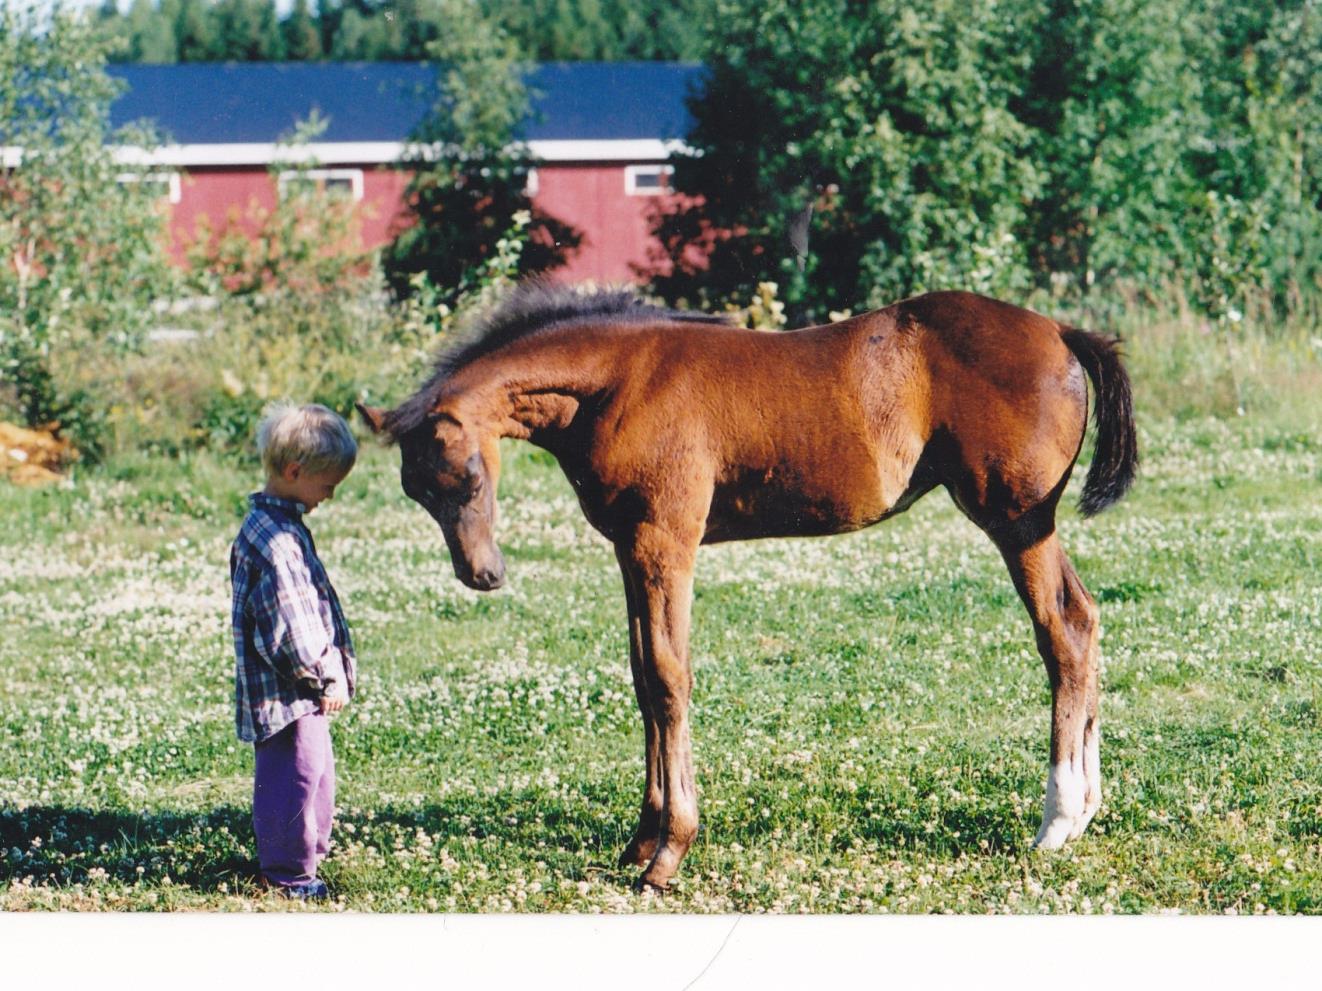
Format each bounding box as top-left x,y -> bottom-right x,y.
319,684 -> 349,715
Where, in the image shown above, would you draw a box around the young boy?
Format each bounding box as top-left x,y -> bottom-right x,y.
230,402 -> 358,901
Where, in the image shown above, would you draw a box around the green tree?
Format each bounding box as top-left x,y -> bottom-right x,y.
212,0 -> 284,60
95,0 -> 132,56
1013,0 -> 1320,318
399,0 -> 449,58
330,6 -> 385,58
1208,0 -> 1322,313
650,0 -> 1321,321
175,0 -> 219,60
282,0 -> 323,60
649,0 -> 1044,319
127,0 -> 180,62
93,0 -> 723,64
382,0 -> 579,302
1014,0 -> 1209,302
314,0 -> 340,56
153,0 -> 183,57
483,0 -> 717,61
0,2 -> 174,457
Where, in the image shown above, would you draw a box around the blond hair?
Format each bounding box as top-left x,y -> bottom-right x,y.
257,403 -> 357,478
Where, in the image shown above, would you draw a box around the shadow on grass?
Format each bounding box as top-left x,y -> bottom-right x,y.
0,804 -> 255,892
2,777 -> 1044,897
0,788 -> 640,894
850,803 -> 1032,857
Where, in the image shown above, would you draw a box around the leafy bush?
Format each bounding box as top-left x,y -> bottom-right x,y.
97,207 -> 536,462
183,115 -> 376,306
0,3 -> 175,458
380,0 -> 579,305
648,0 -> 1322,324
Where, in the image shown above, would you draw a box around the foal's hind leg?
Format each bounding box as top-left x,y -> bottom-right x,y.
615,548 -> 663,868
996,532 -> 1102,849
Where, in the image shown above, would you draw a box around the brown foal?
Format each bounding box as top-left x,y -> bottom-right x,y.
359,283 -> 1137,889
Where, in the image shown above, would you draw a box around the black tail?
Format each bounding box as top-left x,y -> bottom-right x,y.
1061,328 -> 1138,516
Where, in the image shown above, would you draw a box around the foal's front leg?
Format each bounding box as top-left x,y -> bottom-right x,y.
616,548 -> 663,868
620,524 -> 700,890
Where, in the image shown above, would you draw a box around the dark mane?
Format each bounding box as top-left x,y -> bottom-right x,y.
383,280 -> 730,436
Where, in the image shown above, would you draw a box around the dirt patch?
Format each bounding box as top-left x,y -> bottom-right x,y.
0,421 -> 75,485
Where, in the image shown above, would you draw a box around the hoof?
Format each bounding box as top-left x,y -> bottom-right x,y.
618,838 -> 658,868
633,874 -> 670,894
1032,816 -> 1077,851
1033,762 -> 1090,851
1067,794 -> 1102,842
1033,804 -> 1100,850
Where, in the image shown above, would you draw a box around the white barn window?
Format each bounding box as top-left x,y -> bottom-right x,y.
116,171 -> 182,204
624,163 -> 673,196
277,168 -> 364,201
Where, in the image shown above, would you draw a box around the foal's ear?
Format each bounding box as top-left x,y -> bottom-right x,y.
355,402 -> 388,435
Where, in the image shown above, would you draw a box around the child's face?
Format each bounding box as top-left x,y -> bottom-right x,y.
279,463 -> 351,513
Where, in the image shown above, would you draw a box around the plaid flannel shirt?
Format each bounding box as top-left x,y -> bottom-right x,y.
229,493 -> 356,743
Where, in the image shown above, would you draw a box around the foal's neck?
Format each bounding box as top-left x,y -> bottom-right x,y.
452,328 -> 624,444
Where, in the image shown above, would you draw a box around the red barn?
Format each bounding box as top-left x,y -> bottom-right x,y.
107,62 -> 701,284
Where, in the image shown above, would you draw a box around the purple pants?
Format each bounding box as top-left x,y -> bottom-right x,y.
253,713 -> 335,886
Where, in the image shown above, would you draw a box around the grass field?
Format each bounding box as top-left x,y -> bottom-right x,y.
3,325 -> 1321,913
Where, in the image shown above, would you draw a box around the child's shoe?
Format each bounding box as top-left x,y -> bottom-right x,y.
283,878 -> 329,901
260,875 -> 329,901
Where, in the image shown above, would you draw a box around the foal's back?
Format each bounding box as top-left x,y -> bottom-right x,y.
594,291 -> 1087,542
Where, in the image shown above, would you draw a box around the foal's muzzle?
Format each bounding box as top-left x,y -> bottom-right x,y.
445,532 -> 506,592
458,559 -> 505,592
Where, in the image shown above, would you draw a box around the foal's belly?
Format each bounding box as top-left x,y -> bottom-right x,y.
702,469 -> 892,543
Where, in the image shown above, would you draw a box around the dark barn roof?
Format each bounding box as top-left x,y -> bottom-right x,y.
107,62 -> 702,145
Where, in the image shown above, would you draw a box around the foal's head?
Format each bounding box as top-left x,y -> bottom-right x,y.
358,402 -> 505,591
358,283 -> 727,591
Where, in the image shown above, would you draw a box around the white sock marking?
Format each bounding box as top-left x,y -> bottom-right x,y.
1034,760 -> 1086,850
